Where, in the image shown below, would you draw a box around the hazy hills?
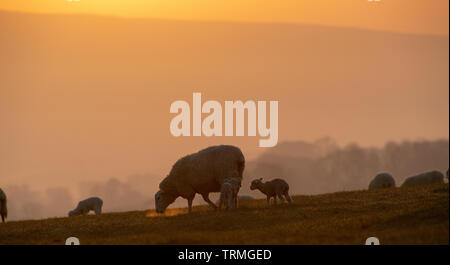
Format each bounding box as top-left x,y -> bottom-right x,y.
4,138 -> 448,221
0,11 -> 448,220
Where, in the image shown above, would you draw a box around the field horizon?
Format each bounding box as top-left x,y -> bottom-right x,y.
0,183 -> 448,245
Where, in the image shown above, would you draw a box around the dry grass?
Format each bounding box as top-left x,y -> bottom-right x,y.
0,184 -> 448,245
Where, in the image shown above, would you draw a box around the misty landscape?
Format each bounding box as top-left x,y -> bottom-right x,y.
3,138 -> 448,221
0,3 -> 448,245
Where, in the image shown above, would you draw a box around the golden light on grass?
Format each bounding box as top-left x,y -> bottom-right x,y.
146,208 -> 188,217
0,184 -> 448,244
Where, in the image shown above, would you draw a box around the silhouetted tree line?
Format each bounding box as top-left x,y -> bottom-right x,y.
244,138 -> 449,195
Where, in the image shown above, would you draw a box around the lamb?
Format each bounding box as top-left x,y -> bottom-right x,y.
401,170 -> 444,187
218,177 -> 242,210
0,188 -> 7,223
250,178 -> 292,206
155,145 -> 245,214
368,173 -> 396,190
68,197 -> 103,217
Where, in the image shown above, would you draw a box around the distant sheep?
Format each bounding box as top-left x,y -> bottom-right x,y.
218,177 -> 241,210
250,178 -> 292,206
68,197 -> 103,217
368,173 -> 396,190
0,188 -> 7,223
155,145 -> 245,214
402,171 -> 444,187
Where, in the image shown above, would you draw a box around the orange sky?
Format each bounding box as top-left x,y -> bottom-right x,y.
0,1 -> 448,203
0,0 -> 448,36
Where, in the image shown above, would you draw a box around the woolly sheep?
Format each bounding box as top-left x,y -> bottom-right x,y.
68,197 -> 103,217
368,173 -> 396,190
401,170 -> 444,187
155,145 -> 245,214
250,178 -> 292,206
218,177 -> 242,210
0,188 -> 7,223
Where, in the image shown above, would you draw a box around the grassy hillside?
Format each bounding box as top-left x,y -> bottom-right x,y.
0,184 -> 448,245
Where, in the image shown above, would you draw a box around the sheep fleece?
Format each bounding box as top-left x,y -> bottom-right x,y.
402,171 -> 444,187
368,173 -> 396,190
159,145 -> 245,199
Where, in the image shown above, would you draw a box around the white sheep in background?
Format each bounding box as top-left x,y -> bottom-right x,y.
0,188 -> 7,223
68,197 -> 103,217
250,178 -> 292,206
368,173 -> 396,190
401,170 -> 444,187
218,177 -> 242,210
155,145 -> 245,214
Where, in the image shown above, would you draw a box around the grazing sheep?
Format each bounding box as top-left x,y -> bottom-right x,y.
401,170 -> 444,187
68,197 -> 103,217
218,177 -> 242,210
368,173 -> 396,190
250,178 -> 292,206
0,188 -> 7,223
155,145 -> 245,214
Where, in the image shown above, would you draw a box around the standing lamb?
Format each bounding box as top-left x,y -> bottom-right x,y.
155,145 -> 245,214
0,188 -> 7,223
250,178 -> 292,206
368,173 -> 396,190
68,197 -> 103,217
218,177 -> 242,210
401,170 -> 444,187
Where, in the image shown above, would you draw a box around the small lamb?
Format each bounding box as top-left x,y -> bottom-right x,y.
250,178 -> 292,206
218,177 -> 242,210
68,197 -> 103,217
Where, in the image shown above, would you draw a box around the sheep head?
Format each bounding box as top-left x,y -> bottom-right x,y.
68,210 -> 78,217
155,190 -> 177,214
250,178 -> 263,190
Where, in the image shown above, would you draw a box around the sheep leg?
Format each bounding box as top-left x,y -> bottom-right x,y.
187,197 -> 194,214
201,193 -> 217,210
277,193 -> 285,204
230,194 -> 237,209
1,214 -> 4,223
94,205 -> 102,215
284,191 -> 293,204
227,196 -> 233,210
266,196 -> 271,206
218,196 -> 223,210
